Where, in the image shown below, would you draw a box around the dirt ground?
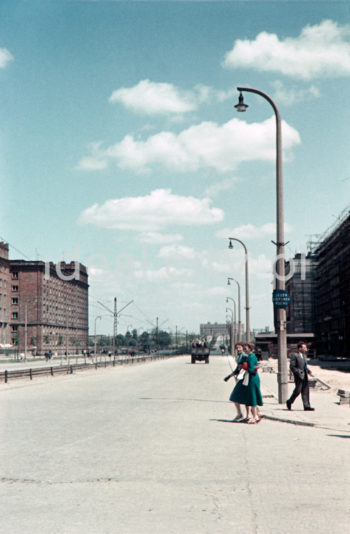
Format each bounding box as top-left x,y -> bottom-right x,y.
265,358 -> 350,392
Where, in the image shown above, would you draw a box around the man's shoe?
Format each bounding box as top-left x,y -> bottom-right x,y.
304,407 -> 315,411
286,399 -> 292,410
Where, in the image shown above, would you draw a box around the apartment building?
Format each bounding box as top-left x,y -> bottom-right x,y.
9,258 -> 89,355
0,242 -> 11,346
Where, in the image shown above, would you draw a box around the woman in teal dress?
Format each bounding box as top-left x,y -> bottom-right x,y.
225,342 -> 249,421
242,342 -> 263,424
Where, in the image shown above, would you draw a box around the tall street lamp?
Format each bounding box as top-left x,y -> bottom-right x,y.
225,306 -> 236,355
228,237 -> 250,341
226,298 -> 237,354
235,86 -> 288,403
227,277 -> 241,340
94,315 -> 102,363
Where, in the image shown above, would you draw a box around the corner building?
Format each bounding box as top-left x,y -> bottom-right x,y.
0,242 -> 11,346
9,260 -> 89,355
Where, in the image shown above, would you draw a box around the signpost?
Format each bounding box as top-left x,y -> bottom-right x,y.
272,289 -> 290,309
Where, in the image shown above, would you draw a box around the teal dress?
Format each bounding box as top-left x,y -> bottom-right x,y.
229,354 -> 248,404
245,353 -> 263,407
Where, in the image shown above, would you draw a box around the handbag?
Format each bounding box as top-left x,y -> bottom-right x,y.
237,368 -> 245,381
243,371 -> 249,386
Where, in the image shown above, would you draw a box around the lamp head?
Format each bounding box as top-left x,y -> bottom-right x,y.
228,239 -> 233,249
227,278 -> 230,285
234,92 -> 248,112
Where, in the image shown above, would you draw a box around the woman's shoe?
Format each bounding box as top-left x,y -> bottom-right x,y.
233,414 -> 244,422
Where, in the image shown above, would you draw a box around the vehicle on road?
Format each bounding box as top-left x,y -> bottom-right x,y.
191,339 -> 210,364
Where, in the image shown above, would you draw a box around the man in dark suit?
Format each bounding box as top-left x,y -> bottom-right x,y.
286,341 -> 315,411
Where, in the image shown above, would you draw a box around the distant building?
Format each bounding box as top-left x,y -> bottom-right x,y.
200,322 -> 230,339
0,242 -> 11,346
9,258 -> 89,355
285,252 -> 317,334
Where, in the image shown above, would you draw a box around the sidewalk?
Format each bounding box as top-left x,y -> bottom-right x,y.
259,361 -> 350,433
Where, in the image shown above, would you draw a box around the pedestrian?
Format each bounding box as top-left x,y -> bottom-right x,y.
224,342 -> 249,422
255,345 -> 262,361
286,341 -> 315,411
242,342 -> 264,424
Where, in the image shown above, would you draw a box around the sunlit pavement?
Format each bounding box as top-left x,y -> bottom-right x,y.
0,356 -> 349,534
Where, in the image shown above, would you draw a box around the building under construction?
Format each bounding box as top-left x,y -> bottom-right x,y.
313,208 -> 350,356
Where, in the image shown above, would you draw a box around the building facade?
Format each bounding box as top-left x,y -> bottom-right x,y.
314,209 -> 350,356
285,252 -> 317,334
9,259 -> 89,355
0,242 -> 11,347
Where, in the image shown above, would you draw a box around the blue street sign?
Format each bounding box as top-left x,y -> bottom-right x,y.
272,289 -> 290,308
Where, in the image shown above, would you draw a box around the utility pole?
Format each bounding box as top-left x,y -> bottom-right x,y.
113,297 -> 117,356
98,298 -> 134,357
24,304 -> 28,362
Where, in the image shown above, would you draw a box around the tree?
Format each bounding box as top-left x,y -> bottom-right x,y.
158,330 -> 171,347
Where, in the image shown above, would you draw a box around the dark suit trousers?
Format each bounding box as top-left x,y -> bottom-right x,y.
289,374 -> 310,408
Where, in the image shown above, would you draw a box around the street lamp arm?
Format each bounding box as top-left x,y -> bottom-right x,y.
237,87 -> 281,121
228,237 -> 247,255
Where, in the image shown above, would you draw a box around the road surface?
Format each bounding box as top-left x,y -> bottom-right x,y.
0,356 -> 349,533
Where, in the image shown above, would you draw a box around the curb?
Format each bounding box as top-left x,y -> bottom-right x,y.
263,414 -> 315,427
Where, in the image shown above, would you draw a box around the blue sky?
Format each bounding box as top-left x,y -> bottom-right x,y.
1,0 -> 350,336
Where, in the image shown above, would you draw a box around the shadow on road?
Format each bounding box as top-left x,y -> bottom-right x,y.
138,396 -> 228,404
327,434 -> 350,439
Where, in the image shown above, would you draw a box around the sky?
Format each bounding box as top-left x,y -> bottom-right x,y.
1,0 -> 350,337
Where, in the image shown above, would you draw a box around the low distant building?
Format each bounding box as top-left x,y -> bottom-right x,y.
200,322 -> 231,339
9,259 -> 89,355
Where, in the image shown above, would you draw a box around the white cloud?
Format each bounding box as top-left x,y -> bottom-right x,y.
78,116 -> 300,173
271,81 -> 321,106
134,266 -> 193,281
78,189 -> 224,231
137,232 -> 184,244
216,222 -> 293,240
223,20 -> 350,80
158,244 -> 195,260
0,48 -> 13,68
249,254 -> 274,279
109,79 -> 196,115
108,79 -> 235,116
204,177 -> 239,198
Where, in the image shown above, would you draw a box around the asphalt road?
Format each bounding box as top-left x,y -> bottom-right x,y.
0,356 -> 349,534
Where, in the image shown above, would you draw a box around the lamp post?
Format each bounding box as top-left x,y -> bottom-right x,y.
226,298 -> 237,354
228,237 -> 250,341
227,277 -> 241,340
94,315 -> 102,363
235,86 -> 288,403
225,305 -> 236,355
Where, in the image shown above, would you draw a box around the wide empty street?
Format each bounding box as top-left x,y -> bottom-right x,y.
0,356 -> 349,534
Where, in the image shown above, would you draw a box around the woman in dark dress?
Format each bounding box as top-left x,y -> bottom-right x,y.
225,342 -> 249,422
242,342 -> 263,424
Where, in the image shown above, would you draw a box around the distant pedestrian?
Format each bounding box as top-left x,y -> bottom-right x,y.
242,342 -> 263,424
286,341 -> 314,411
255,345 -> 262,361
224,342 -> 249,422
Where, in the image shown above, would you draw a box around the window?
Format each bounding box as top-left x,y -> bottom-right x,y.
11,312 -> 18,319
12,297 -> 18,305
11,325 -> 18,332
12,285 -> 18,292
12,272 -> 18,280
